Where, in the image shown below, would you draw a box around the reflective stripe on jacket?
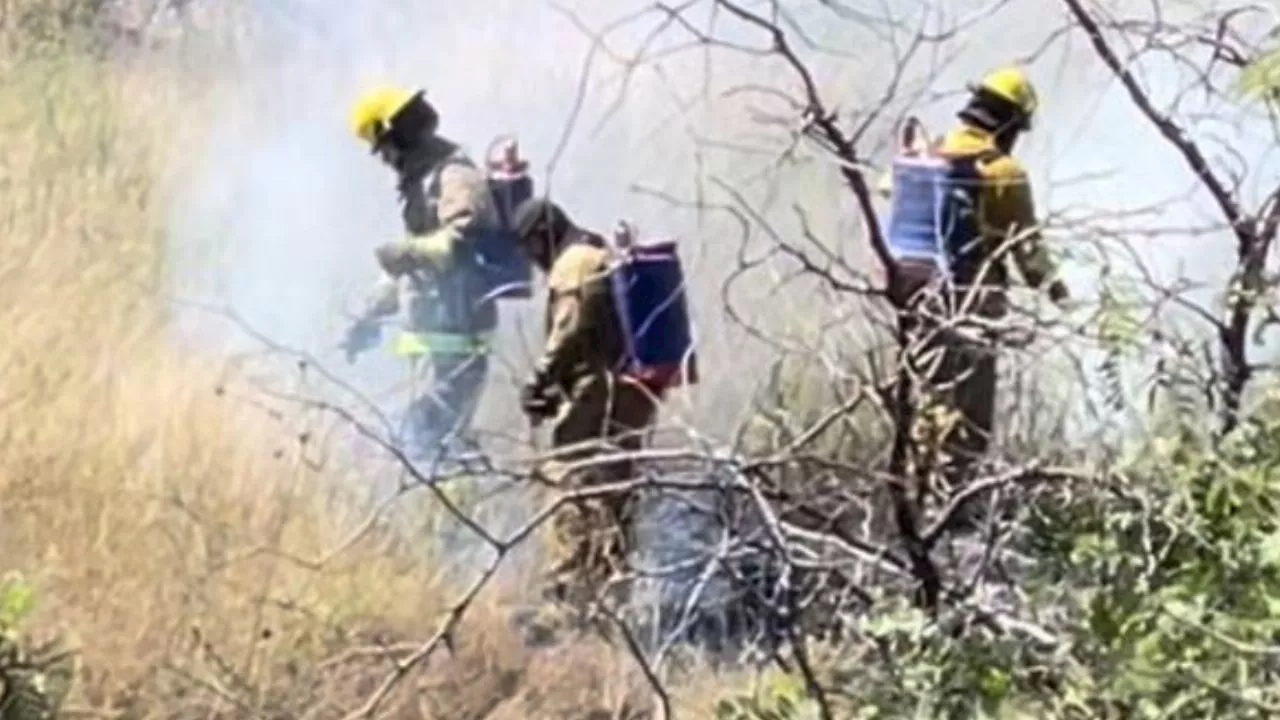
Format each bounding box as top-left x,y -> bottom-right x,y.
393,330 -> 492,358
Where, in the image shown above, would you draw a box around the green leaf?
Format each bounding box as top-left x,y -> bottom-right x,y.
1260,530 -> 1280,569
0,572 -> 35,633
860,607 -> 929,640
1240,51 -> 1280,101
979,667 -> 1012,701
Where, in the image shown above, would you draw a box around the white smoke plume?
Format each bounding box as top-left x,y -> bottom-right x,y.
150,0 -> 1280,587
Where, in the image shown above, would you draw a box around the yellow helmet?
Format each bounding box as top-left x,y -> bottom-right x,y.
349,86 -> 420,145
973,67 -> 1038,122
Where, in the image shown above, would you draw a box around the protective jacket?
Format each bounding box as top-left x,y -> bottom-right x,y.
532,231 -> 628,395
532,229 -> 657,612
365,136 -> 502,356
880,122 -> 1059,307
880,121 -> 1060,496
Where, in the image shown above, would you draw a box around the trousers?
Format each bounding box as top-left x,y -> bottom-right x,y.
540,372 -> 658,611
899,279 -> 1005,492
400,349 -> 490,461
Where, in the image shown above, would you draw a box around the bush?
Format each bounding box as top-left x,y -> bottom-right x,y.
0,574 -> 72,720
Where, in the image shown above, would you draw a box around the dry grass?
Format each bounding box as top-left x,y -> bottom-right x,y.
0,35 -> 717,720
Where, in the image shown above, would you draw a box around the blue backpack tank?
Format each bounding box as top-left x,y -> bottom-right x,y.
607,223 -> 698,394
473,136 -> 535,302
882,117 -> 986,289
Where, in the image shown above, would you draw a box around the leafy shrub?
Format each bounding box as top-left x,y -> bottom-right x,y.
0,574 -> 73,720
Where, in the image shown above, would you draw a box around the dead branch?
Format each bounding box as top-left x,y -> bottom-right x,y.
1062,0 -> 1280,438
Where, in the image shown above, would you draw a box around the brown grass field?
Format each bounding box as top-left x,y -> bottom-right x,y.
0,20 -> 763,718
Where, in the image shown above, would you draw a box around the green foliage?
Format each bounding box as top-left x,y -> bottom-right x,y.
0,574 -> 73,720
1094,274 -> 1144,359
1239,49 -> 1280,103
1009,392 -> 1280,717
710,383 -> 1280,719
841,606 -> 1060,719
715,670 -> 824,720
0,576 -> 35,639
1092,272 -> 1145,413
710,603 -> 1060,720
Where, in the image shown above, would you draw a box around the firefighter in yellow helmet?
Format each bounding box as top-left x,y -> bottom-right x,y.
342,86 -> 502,461
931,66 -> 1067,295
881,67 -> 1070,527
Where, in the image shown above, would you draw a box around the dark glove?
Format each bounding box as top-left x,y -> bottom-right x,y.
340,318 -> 381,364
520,375 -> 558,421
1048,279 -> 1070,307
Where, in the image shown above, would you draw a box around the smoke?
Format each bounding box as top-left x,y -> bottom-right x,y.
151,0 -> 1280,596
160,1 -> 740,428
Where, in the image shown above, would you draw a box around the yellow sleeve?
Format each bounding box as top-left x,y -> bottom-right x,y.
982,157 -> 1056,288
535,287 -> 585,388
534,252 -> 613,388
402,162 -> 492,270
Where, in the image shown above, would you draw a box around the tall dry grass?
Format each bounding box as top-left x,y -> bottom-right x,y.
0,32 -> 688,720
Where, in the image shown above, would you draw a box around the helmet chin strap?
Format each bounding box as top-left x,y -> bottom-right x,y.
376,142 -> 402,169
993,127 -> 1020,154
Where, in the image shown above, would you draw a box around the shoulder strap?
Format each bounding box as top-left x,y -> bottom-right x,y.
974,148 -> 1003,165
423,150 -> 475,199
933,145 -> 1004,163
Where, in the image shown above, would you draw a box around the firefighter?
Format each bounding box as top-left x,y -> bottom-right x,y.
343,86 -> 501,461
882,67 -> 1070,512
510,196 -> 658,619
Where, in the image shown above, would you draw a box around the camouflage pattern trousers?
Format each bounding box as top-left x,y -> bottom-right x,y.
539,372 -> 657,612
